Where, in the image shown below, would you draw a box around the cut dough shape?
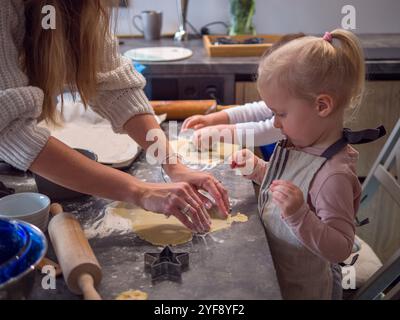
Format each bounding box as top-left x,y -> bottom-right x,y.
115,290 -> 148,300
107,202 -> 248,246
170,139 -> 240,165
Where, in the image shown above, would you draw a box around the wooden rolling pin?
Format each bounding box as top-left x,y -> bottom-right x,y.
48,203 -> 102,300
150,100 -> 217,120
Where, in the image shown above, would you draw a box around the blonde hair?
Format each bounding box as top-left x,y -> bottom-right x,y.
257,29 -> 365,113
22,0 -> 117,124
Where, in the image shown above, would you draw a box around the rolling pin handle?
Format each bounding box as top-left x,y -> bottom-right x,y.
78,273 -> 102,300
50,203 -> 63,216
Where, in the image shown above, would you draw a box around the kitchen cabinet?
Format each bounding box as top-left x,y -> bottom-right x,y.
235,81 -> 261,105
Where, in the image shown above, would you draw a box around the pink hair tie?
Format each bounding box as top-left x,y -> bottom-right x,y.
323,31 -> 333,43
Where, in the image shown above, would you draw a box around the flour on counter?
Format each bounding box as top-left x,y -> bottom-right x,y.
84,204 -> 133,239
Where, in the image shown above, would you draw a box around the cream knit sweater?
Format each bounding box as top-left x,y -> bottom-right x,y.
0,0 -> 154,171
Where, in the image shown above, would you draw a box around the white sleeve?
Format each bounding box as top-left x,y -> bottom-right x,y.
235,119 -> 284,147
224,101 -> 273,123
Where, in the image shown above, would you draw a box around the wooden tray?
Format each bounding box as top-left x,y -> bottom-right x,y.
203,34 -> 282,57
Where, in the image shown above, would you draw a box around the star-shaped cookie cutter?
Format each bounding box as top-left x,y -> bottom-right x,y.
144,246 -> 189,283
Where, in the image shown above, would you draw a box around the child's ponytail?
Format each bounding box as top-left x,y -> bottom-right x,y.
329,29 -> 365,110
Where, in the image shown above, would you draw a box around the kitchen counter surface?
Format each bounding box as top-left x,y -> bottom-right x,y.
4,123 -> 282,300
119,34 -> 400,78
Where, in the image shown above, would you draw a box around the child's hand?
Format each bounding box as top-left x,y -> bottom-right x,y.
270,180 -> 304,218
193,125 -> 236,151
182,115 -> 213,131
181,111 -> 230,131
230,149 -> 260,177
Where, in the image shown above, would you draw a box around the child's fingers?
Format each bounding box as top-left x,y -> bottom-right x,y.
271,189 -> 289,200
271,180 -> 294,186
182,117 -> 199,130
232,149 -> 254,162
270,184 -> 291,194
271,180 -> 298,191
272,197 -> 284,207
194,124 -> 206,130
271,192 -> 285,208
230,150 -> 241,163
181,118 -> 191,131
230,159 -> 247,169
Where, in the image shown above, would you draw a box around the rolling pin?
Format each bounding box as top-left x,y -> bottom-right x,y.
48,203 -> 102,300
150,100 -> 217,120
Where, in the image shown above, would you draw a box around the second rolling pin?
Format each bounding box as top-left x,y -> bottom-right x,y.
48,203 -> 102,300
150,100 -> 216,120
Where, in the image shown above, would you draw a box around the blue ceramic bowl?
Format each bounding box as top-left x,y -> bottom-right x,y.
0,219 -> 47,299
0,220 -> 32,284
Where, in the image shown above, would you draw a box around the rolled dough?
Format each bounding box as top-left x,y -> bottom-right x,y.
107,202 -> 248,246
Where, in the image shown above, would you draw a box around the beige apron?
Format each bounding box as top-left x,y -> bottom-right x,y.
258,127 -> 385,299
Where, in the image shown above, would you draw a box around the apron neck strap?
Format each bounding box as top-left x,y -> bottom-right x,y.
321,126 -> 386,159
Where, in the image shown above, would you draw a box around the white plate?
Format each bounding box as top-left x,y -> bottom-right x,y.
124,47 -> 193,62
39,101 -> 167,167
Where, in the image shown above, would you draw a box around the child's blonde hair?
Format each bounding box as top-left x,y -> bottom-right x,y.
257,29 -> 365,112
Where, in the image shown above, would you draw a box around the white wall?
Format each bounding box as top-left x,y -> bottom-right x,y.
116,0 -> 400,36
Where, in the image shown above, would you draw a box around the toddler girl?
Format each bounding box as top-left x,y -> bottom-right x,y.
231,29 -> 384,299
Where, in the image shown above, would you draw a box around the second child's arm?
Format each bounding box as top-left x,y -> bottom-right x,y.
181,110 -> 230,131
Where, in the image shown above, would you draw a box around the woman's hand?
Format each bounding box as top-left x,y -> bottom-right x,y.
139,181 -> 212,233
166,166 -> 230,219
181,111 -> 230,131
269,180 -> 304,218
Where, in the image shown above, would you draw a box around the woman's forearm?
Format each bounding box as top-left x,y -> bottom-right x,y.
123,114 -> 164,150
29,137 -> 145,204
123,114 -> 186,175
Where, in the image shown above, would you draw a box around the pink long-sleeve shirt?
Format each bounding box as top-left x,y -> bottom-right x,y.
254,144 -> 361,263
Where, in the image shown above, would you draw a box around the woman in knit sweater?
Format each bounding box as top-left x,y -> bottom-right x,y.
0,0 -> 229,233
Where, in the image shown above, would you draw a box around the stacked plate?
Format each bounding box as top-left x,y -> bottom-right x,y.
0,193 -> 50,232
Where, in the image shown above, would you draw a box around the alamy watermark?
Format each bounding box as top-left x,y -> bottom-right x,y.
39,263 -> 357,291
342,265 -> 356,290
41,5 -> 56,30
143,122 -> 256,175
341,5 -> 356,30
41,5 -> 357,31
41,265 -> 57,290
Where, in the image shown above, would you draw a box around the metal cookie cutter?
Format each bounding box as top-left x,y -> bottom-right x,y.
144,246 -> 189,283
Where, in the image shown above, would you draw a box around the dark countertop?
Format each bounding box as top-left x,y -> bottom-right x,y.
119,34 -> 400,78
4,123 -> 282,300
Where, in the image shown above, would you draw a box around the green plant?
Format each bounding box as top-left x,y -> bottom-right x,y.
229,0 -> 256,36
